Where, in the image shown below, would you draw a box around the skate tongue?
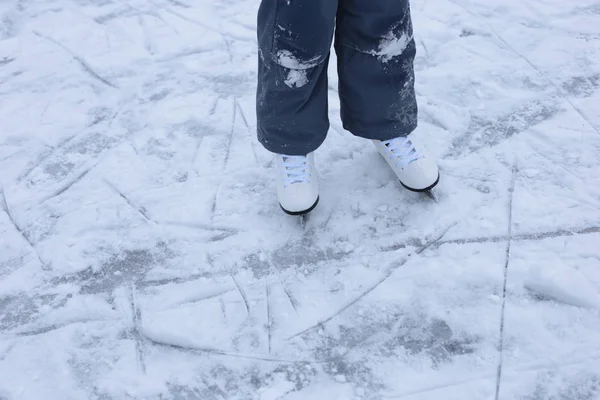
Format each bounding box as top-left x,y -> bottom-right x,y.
282,155 -> 309,185
383,137 -> 420,167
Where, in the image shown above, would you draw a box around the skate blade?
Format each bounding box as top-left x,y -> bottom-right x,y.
299,214 -> 309,229
424,190 -> 438,202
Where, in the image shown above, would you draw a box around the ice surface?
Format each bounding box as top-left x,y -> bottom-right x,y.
1,0 -> 599,399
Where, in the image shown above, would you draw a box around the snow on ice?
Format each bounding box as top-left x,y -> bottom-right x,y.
1,0 -> 600,399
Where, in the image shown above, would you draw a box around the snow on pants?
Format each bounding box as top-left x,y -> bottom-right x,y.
256,0 -> 418,155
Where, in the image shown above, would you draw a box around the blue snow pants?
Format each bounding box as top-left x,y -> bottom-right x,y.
257,0 -> 418,155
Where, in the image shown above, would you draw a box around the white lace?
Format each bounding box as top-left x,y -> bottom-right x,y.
280,155 -> 310,186
382,137 -> 421,168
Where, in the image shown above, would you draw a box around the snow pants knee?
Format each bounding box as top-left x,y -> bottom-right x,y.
256,0 -> 418,155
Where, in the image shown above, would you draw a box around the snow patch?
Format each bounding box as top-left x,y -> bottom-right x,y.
276,50 -> 321,70
284,68 -> 308,88
372,31 -> 413,63
275,50 -> 321,88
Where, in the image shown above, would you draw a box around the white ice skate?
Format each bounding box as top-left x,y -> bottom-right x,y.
276,153 -> 319,215
373,136 -> 439,193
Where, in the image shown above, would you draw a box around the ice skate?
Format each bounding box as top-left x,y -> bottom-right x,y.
276,153 -> 319,215
373,136 -> 440,195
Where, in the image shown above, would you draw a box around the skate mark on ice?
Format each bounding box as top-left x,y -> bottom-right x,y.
207,229 -> 238,243
235,98 -> 250,130
155,286 -> 236,311
0,342 -> 15,361
18,128 -> 127,193
525,142 -> 591,184
223,97 -> 236,170
249,140 -> 260,166
33,31 -> 118,89
384,351 -> 600,398
165,0 -> 191,8
13,317 -> 119,338
189,136 -> 204,177
380,237 -> 425,252
141,335 -> 324,363
104,180 -> 152,222
469,226 -> 600,243
383,371 -> 497,398
138,15 -> 156,56
382,225 -> 600,253
495,164 -> 517,400
495,36 -> 600,136
0,57 -> 15,66
0,149 -> 24,163
283,285 -> 299,314
224,38 -> 234,64
162,7 -> 256,43
39,165 -> 94,204
219,298 -> 228,323
446,99 -> 563,159
140,272 -> 215,288
157,46 -> 215,62
446,0 -> 600,137
129,284 -> 147,374
0,188 -> 48,270
161,7 -> 215,32
259,249 -> 300,313
87,107 -> 119,128
126,2 -> 174,29
265,278 -> 272,353
209,96 -> 221,116
230,274 -> 250,314
94,8 -> 136,25
209,191 -> 218,221
0,70 -> 25,88
147,88 -> 171,103
288,226 -> 453,339
160,221 -> 238,241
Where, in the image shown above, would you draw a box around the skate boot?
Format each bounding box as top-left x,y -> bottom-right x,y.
373,135 -> 439,192
276,153 -> 319,215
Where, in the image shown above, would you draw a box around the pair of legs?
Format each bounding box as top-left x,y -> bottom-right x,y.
256,0 -> 418,155
256,0 -> 439,215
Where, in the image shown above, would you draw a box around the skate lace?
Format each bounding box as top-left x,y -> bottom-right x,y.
382,137 -> 421,168
281,155 -> 310,186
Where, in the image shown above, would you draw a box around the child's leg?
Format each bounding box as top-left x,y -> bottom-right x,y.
335,0 -> 418,140
256,0 -> 338,156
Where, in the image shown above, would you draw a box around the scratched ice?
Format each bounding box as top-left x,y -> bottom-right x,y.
1,0 -> 599,399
